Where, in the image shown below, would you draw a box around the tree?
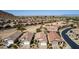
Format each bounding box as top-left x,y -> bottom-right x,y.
0,36 -> 4,47
0,36 -> 3,43
36,28 -> 41,32
11,44 -> 19,49
47,43 -> 52,49
30,39 -> 38,48
70,24 -> 74,28
7,20 -> 11,23
16,24 -> 26,32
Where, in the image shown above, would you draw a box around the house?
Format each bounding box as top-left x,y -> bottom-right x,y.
43,21 -> 67,32
72,28 -> 79,35
47,31 -> 64,49
43,24 -> 58,32
52,21 -> 67,27
19,31 -> 34,49
9,22 -> 15,27
4,31 -> 23,48
34,32 -> 47,49
47,25 -> 58,32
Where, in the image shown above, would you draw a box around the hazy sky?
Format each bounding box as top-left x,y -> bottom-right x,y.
4,10 -> 79,16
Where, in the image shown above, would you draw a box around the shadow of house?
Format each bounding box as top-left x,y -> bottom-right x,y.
4,31 -> 23,48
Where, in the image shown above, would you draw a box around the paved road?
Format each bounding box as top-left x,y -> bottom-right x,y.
61,28 -> 79,49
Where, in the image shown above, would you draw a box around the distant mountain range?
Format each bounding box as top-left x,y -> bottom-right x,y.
0,10 -> 14,16
0,10 -> 79,16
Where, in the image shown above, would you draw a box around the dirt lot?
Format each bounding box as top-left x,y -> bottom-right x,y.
0,24 -> 41,39
0,28 -> 17,39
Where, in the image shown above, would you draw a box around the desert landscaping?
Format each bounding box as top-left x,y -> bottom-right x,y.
0,10 -> 79,49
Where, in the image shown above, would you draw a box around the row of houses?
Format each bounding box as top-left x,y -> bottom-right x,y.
3,21 -> 67,49
3,30 -> 65,49
0,18 -> 65,29
14,16 -> 64,26
43,21 -> 67,32
0,19 -> 15,29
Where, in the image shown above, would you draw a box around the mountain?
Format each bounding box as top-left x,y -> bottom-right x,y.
0,10 -> 14,17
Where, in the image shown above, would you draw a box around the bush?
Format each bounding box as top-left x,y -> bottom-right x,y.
16,24 -> 26,32
36,28 -> 41,32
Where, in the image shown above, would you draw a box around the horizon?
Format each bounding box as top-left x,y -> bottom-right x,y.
3,10 -> 79,16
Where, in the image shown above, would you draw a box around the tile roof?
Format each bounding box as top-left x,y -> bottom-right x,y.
19,31 -> 34,41
47,31 -> 61,42
35,32 -> 47,41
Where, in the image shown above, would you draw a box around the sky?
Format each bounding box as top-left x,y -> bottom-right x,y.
4,10 -> 79,16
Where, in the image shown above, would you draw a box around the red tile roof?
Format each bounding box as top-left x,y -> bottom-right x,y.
35,32 -> 47,41
47,31 -> 61,42
19,31 -> 34,41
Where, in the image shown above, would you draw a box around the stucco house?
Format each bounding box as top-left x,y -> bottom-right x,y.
34,32 -> 47,49
47,31 -> 64,49
19,31 -> 34,49
4,31 -> 23,48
